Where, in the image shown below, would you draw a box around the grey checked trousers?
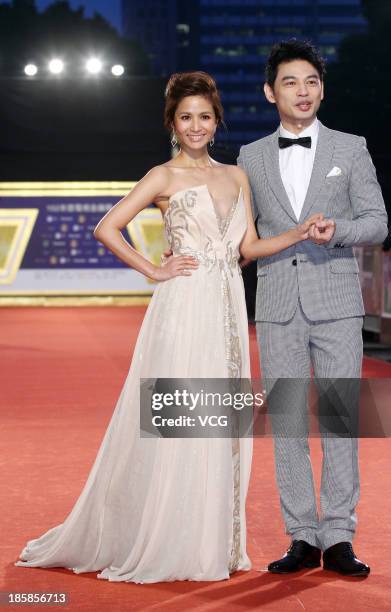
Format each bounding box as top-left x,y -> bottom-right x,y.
256,298 -> 364,551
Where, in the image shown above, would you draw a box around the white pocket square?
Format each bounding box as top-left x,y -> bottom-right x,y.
326,166 -> 342,177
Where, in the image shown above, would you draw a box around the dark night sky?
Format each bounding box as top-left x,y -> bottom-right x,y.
3,1 -> 122,32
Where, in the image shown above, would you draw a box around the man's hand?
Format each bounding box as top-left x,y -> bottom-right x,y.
308,218 -> 336,244
293,213 -> 324,241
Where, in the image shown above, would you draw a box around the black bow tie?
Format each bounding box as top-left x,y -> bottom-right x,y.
278,136 -> 312,149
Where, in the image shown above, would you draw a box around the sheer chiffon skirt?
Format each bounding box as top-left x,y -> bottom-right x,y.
15,265 -> 253,583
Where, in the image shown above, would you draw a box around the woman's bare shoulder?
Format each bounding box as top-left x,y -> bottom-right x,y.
143,164 -> 172,180
138,164 -> 173,191
222,163 -> 249,187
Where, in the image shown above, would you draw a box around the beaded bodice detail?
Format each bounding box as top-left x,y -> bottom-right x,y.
163,183 -> 246,276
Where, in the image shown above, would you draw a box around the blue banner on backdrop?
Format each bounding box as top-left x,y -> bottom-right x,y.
0,183 -> 167,295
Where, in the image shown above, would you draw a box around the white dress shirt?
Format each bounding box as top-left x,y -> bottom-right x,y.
279,117 -> 319,221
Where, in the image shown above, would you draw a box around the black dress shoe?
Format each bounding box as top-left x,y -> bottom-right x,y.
323,542 -> 370,577
268,540 -> 321,573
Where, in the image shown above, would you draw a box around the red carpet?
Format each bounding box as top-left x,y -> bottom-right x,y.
1,307 -> 391,611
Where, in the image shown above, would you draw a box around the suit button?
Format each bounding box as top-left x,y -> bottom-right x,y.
292,259 -> 297,266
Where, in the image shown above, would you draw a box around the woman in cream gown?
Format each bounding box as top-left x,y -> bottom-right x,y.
15,71 -> 320,583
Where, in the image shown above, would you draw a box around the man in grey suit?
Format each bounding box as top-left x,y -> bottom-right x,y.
237,40 -> 388,577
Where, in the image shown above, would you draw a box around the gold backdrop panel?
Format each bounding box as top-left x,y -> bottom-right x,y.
127,208 -> 168,283
0,209 -> 39,285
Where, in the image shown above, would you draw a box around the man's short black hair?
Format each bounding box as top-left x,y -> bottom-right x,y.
265,39 -> 326,87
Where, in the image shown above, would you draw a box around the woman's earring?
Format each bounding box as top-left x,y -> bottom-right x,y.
171,131 -> 178,148
209,137 -> 215,147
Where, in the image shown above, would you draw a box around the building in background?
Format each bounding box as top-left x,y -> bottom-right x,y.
121,0 -> 367,154
121,0 -> 178,76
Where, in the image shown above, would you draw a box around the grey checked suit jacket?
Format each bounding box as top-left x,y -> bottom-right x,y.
237,121 -> 389,322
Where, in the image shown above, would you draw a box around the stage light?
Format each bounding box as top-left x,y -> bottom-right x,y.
86,58 -> 102,74
24,64 -> 38,76
48,59 -> 64,74
111,64 -> 125,77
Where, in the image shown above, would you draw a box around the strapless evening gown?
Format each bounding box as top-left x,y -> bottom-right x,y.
15,183 -> 253,583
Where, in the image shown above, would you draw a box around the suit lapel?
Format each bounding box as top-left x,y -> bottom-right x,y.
263,128 -> 298,223
298,121 -> 334,223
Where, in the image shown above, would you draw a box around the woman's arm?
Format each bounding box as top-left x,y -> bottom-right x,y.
93,166 -> 198,281
236,167 -> 323,260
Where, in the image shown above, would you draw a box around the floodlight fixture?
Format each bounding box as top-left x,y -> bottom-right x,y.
24,64 -> 38,76
48,59 -> 64,74
86,58 -> 102,74
111,64 -> 125,76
